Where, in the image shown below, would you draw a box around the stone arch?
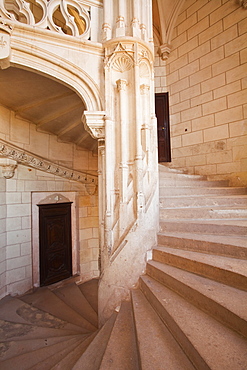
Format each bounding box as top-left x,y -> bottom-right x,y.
9,41 -> 103,112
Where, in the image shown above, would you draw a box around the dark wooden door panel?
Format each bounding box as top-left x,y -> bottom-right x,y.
155,93 -> 171,163
39,202 -> 72,286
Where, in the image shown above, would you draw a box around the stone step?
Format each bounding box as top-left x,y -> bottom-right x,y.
131,289 -> 195,370
20,287 -> 96,333
99,301 -> 140,370
159,194 -> 247,208
159,186 -> 247,196
0,335 -> 83,370
158,164 -> 188,174
77,279 -> 98,314
159,170 -> 205,180
0,296 -> 82,331
160,205 -> 247,219
51,332 -> 98,370
157,232 -> 247,259
159,219 -> 247,236
72,312 -> 117,370
153,246 -> 247,291
146,260 -> 247,338
53,283 -> 98,328
159,177 -> 229,187
0,319 -> 82,342
140,276 -> 247,370
0,334 -> 86,362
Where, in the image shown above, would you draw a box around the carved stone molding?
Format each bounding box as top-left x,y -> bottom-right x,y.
82,111 -> 105,140
0,139 -> 98,185
159,43 -> 172,60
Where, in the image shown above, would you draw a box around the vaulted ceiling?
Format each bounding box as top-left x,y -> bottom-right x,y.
153,0 -> 185,45
0,67 -> 97,152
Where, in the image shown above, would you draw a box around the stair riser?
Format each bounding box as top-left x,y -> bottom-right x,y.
159,179 -> 229,187
159,172 -> 205,180
159,221 -> 247,236
159,187 -> 247,196
157,234 -> 247,259
146,263 -> 247,338
139,278 -> 210,370
160,207 -> 247,219
153,249 -> 247,291
160,197 -> 247,208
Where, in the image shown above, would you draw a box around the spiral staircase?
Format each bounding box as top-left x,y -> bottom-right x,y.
0,165 -> 247,369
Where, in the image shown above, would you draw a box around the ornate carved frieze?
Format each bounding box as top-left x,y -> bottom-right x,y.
0,0 -> 91,38
0,139 -> 98,186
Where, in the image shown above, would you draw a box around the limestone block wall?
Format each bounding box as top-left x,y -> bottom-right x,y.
155,0 -> 247,186
0,105 -> 99,298
0,177 -> 6,298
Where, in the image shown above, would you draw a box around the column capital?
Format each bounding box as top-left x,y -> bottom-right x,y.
116,79 -> 127,91
82,111 -> 106,140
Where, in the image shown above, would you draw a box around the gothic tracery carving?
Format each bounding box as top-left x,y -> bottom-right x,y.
0,0 -> 90,38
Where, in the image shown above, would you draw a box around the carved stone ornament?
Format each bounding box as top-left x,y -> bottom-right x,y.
82,111 -> 105,140
159,43 -> 172,60
0,139 -> 98,185
112,55 -> 133,73
0,20 -> 12,68
104,42 -> 135,71
0,158 -> 17,179
0,0 -> 90,38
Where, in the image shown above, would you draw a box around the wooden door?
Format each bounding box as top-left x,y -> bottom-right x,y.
155,92 -> 171,162
38,202 -> 72,286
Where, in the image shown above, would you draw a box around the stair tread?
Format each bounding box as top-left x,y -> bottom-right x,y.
0,296 -> 80,331
20,287 -> 96,333
158,231 -> 247,248
51,332 -> 97,370
72,312 -> 117,370
53,283 -> 98,328
0,334 -> 86,361
0,319 -> 83,341
0,335 -> 83,370
99,301 -> 140,370
140,276 -> 247,370
160,219 -> 247,227
131,289 -> 195,370
160,205 -> 247,210
147,260 -> 247,335
77,279 -> 98,313
154,246 -> 247,280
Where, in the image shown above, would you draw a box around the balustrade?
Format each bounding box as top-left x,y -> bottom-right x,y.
0,0 -> 90,38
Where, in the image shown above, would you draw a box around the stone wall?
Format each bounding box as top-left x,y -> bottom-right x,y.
0,176 -> 6,298
155,0 -> 247,186
0,105 -> 99,298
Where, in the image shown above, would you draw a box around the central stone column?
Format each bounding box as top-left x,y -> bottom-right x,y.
99,0 -> 159,323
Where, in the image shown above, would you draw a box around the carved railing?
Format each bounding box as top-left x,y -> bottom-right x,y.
0,139 -> 98,193
0,0 -> 91,38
